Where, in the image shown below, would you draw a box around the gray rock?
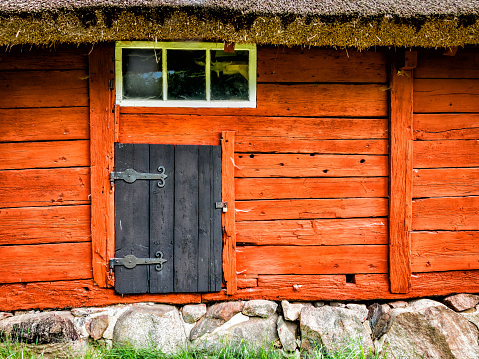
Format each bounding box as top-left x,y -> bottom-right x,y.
182,304 -> 206,324
0,312 -> 12,320
242,300 -> 278,318
444,293 -> 479,312
113,304 -> 186,354
190,301 -> 244,340
388,301 -> 408,309
346,304 -> 369,322
87,315 -> 109,340
460,310 -> 479,331
281,301 -> 312,321
277,316 -> 298,352
368,303 -> 390,340
0,311 -> 78,344
382,304 -> 479,359
329,302 -> 346,308
313,302 -> 325,308
409,299 -> 445,311
190,317 -> 224,340
300,306 -> 374,354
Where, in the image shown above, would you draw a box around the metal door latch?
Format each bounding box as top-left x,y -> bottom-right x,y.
215,202 -> 228,213
109,251 -> 167,272
110,166 -> 167,187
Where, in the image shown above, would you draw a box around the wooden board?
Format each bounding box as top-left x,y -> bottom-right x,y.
235,154 -> 387,177
0,168 -> 90,208
236,245 -> 388,275
415,50 -> 479,79
0,205 -> 90,246
414,114 -> 479,140
414,140 -> 479,168
119,115 -> 388,145
236,218 -> 388,245
0,242 -> 92,284
413,197 -> 479,230
413,168 -> 479,198
412,231 -> 479,272
235,177 -> 388,200
414,79 -> 479,113
0,140 -> 89,170
0,46 -> 88,70
257,47 -> 387,83
0,70 -> 89,108
235,198 -> 388,221
0,108 -> 89,142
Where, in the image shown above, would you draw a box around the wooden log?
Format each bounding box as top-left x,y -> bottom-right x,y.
119,114 -> 388,145
257,47 -> 387,83
415,49 -> 479,79
235,154 -> 387,177
414,114 -> 479,140
0,70 -> 89,108
412,231 -> 479,272
236,218 -> 388,245
414,79 -> 479,113
89,44 -> 116,288
414,140 -> 479,168
0,280 -> 201,311
413,168 -> 479,198
0,46 -> 88,70
235,198 -> 388,221
236,245 -> 388,275
0,168 -> 90,208
0,242 -> 92,284
0,108 -> 89,142
0,205 -> 90,246
237,277 -> 258,289
0,140 -> 90,170
203,271 -> 479,302
222,131 -> 237,295
235,177 -> 388,200
413,197 -> 479,231
389,65 -> 413,293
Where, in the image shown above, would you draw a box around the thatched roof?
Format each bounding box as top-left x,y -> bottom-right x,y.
1,0 -> 479,48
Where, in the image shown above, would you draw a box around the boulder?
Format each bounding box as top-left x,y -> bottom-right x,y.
300,306 -> 373,355
242,300 -> 278,318
388,301 -> 408,309
277,316 -> 298,352
190,301 -> 244,340
345,304 -> 368,322
0,312 -> 12,320
281,301 -> 312,321
112,304 -> 186,354
368,303 -> 390,340
444,294 -> 479,312
182,304 -> 206,324
86,315 -> 109,340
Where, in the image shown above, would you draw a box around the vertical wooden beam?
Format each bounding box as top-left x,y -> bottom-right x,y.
89,44 -> 116,288
389,59 -> 414,293
222,131 -> 237,295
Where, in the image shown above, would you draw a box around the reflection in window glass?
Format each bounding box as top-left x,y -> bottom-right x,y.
167,50 -> 206,100
210,50 -> 249,101
122,49 -> 162,100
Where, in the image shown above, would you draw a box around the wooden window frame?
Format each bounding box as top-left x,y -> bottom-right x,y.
89,43 -> 237,294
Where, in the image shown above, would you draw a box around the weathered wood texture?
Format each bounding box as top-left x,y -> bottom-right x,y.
414,114 -> 479,140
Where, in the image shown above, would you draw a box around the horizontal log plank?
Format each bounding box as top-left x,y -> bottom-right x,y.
0,205 -> 90,245
235,198 -> 388,221
237,277 -> 258,289
413,197 -> 479,231
0,280 -> 201,311
0,70 -> 89,108
235,177 -> 388,200
0,242 -> 92,284
203,271 -> 479,302
0,107 -> 89,142
0,140 -> 90,170
413,168 -> 479,198
257,47 -> 387,83
414,114 -> 479,140
0,46 -> 88,70
415,50 -> 479,79
0,168 -> 90,208
119,115 -> 388,145
414,140 -> 479,168
236,218 -> 388,245
236,245 -> 388,275
235,154 -> 387,177
120,83 -> 388,117
414,79 -> 479,113
412,231 -> 479,272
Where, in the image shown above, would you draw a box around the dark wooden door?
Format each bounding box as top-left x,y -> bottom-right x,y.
114,143 -> 222,294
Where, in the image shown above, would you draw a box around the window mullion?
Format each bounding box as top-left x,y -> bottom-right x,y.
206,49 -> 211,102
162,48 -> 167,101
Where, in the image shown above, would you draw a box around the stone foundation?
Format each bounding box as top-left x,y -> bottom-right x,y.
2,294 -> 479,358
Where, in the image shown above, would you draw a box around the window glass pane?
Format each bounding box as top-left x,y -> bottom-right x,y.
122,49 -> 162,100
210,50 -> 249,101
167,50 -> 206,100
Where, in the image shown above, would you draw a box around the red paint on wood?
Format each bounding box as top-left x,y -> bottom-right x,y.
414,114 -> 479,140
415,49 -> 479,79
413,168 -> 479,198
414,140 -> 479,168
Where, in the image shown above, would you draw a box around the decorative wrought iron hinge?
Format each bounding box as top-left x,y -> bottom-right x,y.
215,202 -> 228,213
109,251 -> 167,272
110,166 -> 167,187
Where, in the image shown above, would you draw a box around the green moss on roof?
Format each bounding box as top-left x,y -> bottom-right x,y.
1,10 -> 478,49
